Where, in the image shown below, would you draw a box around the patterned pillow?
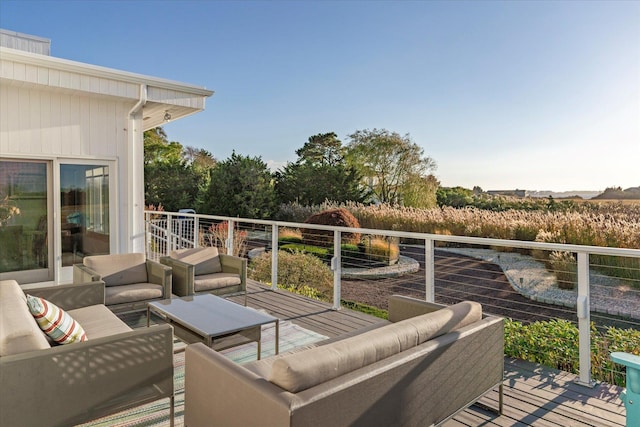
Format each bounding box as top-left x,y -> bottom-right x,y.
25,295 -> 88,344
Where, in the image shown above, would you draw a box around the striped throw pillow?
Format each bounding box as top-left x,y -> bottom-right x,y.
26,295 -> 88,344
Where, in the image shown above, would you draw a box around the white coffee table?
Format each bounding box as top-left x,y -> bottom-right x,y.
148,294 -> 279,359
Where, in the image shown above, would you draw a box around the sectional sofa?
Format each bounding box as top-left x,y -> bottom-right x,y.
184,295 -> 504,427
0,279 -> 174,427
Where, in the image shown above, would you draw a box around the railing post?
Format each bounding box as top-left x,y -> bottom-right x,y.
144,211 -> 151,259
165,213 -> 173,254
332,230 -> 342,310
271,224 -> 279,291
193,216 -> 200,248
425,238 -> 435,302
576,251 -> 594,387
226,220 -> 235,255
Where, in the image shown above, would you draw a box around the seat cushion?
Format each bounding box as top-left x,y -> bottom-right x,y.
0,280 -> 50,356
68,304 -> 132,339
193,273 -> 241,292
25,295 -> 87,344
84,253 -> 148,286
268,301 -> 482,393
105,283 -> 163,305
170,247 -> 222,275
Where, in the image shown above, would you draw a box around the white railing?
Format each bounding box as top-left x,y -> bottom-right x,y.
144,210 -> 640,387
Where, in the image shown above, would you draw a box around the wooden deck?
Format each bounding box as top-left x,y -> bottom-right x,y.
225,280 -> 627,427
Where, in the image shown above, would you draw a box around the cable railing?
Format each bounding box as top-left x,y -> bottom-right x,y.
144,210 -> 640,388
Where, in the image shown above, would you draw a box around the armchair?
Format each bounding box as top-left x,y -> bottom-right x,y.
160,247 -> 247,305
73,252 -> 172,312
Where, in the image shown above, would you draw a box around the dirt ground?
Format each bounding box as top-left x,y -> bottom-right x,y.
340,246 -> 637,330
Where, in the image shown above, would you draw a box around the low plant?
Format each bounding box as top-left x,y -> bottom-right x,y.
202,221 -> 248,257
359,236 -> 400,264
504,318 -> 640,386
278,227 -> 302,243
249,250 -> 333,296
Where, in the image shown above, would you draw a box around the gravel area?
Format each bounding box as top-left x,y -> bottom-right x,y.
438,248 -> 640,320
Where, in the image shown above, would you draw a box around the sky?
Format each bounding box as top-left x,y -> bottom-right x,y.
1,1 -> 638,192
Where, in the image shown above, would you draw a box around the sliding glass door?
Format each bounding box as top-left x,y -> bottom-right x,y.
0,160 -> 51,283
60,163 -> 111,267
0,159 -> 113,284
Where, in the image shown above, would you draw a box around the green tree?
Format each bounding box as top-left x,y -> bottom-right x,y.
143,128 -> 216,212
436,186 -> 474,207
275,133 -> 367,205
201,152 -> 277,218
400,174 -> 440,208
345,128 -> 436,205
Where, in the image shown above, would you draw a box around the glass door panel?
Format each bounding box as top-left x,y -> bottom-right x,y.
60,164 -> 110,267
0,160 -> 50,282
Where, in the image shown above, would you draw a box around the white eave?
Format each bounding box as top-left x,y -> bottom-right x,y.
0,46 -> 214,130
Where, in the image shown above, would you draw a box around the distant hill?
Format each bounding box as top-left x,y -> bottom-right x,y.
592,186 -> 640,200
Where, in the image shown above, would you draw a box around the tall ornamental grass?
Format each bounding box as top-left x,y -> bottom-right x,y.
277,201 -> 640,285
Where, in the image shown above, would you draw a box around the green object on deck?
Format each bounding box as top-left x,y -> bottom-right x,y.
611,352 -> 640,427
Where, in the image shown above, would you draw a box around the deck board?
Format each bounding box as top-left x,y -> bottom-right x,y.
231,280 -> 626,427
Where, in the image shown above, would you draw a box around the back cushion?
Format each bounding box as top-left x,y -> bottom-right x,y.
170,247 -> 222,275
268,301 -> 482,392
84,253 -> 147,287
0,280 -> 50,356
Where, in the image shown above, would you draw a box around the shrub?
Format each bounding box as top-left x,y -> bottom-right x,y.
360,236 -> 400,264
301,208 -> 361,247
278,227 -> 302,243
249,250 -> 333,296
504,318 -> 640,386
280,243 -> 330,261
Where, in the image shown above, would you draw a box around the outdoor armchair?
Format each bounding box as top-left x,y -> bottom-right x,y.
73,252 -> 172,313
160,246 -> 247,305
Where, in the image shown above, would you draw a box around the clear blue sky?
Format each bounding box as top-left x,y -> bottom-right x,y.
2,0 -> 638,192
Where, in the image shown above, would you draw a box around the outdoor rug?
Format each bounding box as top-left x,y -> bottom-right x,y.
77,320 -> 328,427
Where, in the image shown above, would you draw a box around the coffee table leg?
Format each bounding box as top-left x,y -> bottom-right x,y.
257,330 -> 261,360
275,319 -> 279,355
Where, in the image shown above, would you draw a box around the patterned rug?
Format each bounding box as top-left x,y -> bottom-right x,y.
77,319 -> 327,426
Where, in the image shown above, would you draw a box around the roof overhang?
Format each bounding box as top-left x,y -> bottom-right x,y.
0,46 -> 214,130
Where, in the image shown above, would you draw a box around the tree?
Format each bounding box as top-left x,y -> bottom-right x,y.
400,174 -> 440,208
143,128 -> 216,212
201,152 -> 277,218
295,132 -> 344,167
275,133 -> 368,206
436,186 -> 474,207
345,128 -> 436,205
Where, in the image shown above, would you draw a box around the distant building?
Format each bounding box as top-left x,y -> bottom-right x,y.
486,189 -> 526,198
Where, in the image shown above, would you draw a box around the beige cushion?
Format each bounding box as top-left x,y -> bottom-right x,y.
170,247 -> 222,275
268,301 -> 482,393
68,305 -> 132,339
0,280 -> 50,356
193,273 -> 241,292
105,283 -> 164,305
84,253 -> 148,287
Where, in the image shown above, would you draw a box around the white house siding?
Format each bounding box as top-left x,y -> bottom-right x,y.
0,82 -> 144,256
1,41 -> 212,283
0,85 -> 132,157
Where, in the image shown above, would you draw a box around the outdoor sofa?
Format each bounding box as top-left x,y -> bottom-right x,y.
0,279 -> 174,427
184,295 -> 504,427
73,252 -> 172,313
160,246 -> 247,305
